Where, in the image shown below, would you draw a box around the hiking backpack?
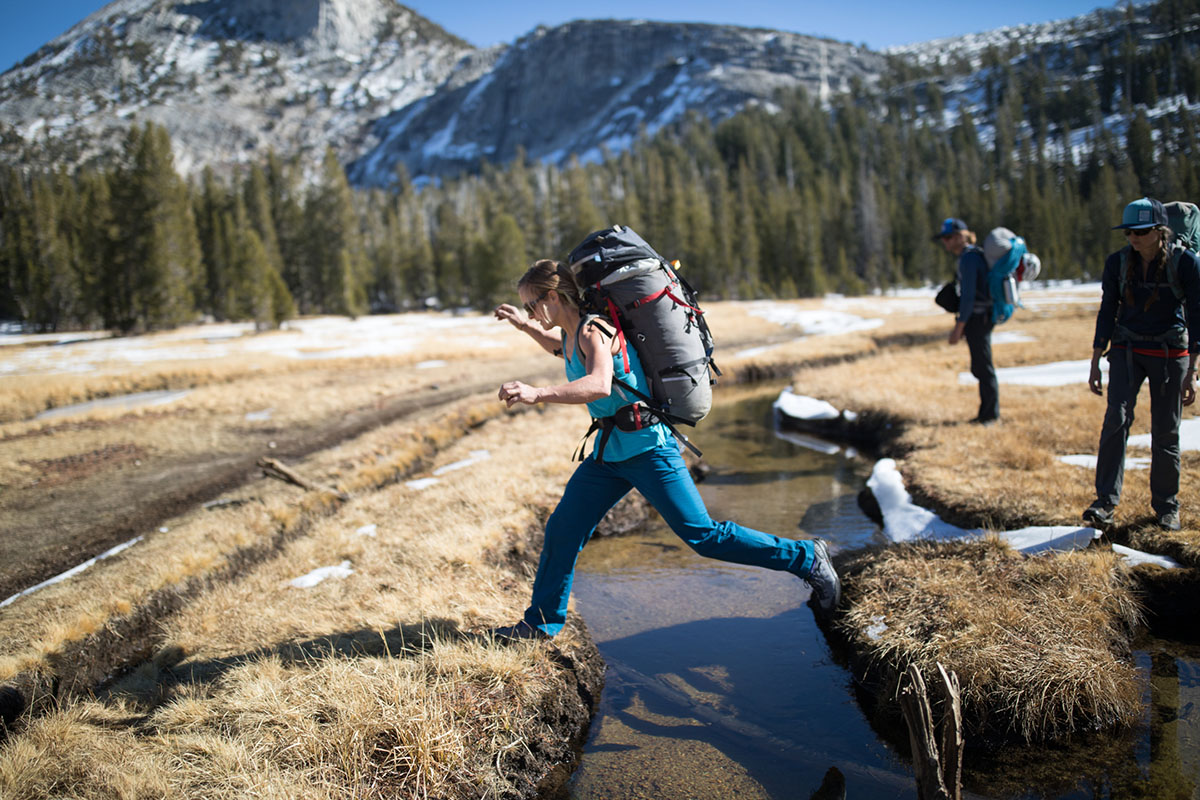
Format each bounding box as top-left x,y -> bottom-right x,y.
981,227 -> 1039,324
1116,200 -> 1200,303
567,225 -> 718,455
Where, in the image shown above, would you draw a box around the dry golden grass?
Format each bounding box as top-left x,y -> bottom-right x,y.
792,302 -> 1200,547
0,402 -> 596,798
839,538 -> 1143,743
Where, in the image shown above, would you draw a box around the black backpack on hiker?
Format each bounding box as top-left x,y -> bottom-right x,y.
567,225 -> 719,460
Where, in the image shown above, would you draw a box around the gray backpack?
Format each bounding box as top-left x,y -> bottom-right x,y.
567,225 -> 718,458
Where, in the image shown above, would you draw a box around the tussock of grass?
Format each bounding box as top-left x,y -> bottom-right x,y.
0,637 -> 567,800
839,539 -> 1143,743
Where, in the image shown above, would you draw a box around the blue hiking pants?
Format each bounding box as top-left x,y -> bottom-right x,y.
1095,348 -> 1186,515
523,443 -> 816,636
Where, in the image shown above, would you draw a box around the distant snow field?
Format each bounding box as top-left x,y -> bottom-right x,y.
0,312 -> 497,377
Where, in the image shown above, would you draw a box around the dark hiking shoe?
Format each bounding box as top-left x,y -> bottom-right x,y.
1157,510 -> 1182,531
490,621 -> 549,643
806,539 -> 842,617
970,416 -> 999,426
1082,504 -> 1115,529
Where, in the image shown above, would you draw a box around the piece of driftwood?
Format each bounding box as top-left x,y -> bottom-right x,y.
257,457 -> 349,501
899,662 -> 963,800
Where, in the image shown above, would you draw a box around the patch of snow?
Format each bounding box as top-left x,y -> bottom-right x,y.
290,560 -> 353,588
868,458 -> 1174,568
774,388 -> 839,421
432,449 -> 491,476
959,359 -> 1105,387
1130,419 -> 1200,451
416,360 -> 446,369
0,536 -> 144,609
355,524 -> 377,537
991,330 -> 1036,345
1059,454 -> 1150,471
245,408 -> 274,421
748,303 -> 884,336
406,477 -> 440,490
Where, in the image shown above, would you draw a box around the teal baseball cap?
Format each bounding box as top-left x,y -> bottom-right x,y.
1113,197 -> 1167,230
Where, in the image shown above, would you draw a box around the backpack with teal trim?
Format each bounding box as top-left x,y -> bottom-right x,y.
982,227 -> 1040,323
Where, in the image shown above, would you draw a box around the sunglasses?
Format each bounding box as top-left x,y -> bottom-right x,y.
523,289 -> 550,316
1125,227 -> 1157,237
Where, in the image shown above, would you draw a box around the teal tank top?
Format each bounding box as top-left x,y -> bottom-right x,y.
563,321 -> 672,462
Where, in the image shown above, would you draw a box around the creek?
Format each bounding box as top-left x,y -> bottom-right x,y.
566,383 -> 1200,800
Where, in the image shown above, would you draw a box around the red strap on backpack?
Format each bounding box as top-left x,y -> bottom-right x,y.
601,292 -> 631,375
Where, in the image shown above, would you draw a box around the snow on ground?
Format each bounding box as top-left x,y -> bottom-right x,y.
745,303 -> 884,337
0,312 -> 499,377
290,561 -> 354,588
959,359 -> 1106,387
867,458 -> 1180,567
1131,419 -> 1200,451
773,388 -> 840,421
1060,454 -> 1150,470
0,536 -> 144,609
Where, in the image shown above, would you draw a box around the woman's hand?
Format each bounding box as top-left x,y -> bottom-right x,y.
498,380 -> 540,407
1184,369 -> 1197,407
494,303 -> 528,330
1088,361 -> 1104,396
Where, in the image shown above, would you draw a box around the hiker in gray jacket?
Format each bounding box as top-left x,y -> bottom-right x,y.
1083,197 -> 1200,532
934,218 -> 998,423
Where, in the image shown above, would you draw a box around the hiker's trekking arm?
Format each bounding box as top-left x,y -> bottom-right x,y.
493,303 -> 563,356
497,325 -> 613,407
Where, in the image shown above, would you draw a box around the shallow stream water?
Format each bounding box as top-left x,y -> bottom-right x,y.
566,384 -> 1200,800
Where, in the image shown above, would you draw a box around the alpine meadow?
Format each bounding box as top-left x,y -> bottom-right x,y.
4,1 -> 1200,799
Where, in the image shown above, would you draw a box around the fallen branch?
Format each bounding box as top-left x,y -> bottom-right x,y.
257,457 -> 349,501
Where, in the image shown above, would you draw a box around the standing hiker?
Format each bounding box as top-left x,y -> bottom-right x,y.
490,258 -> 841,640
1083,197 -> 1200,532
935,217 -> 999,424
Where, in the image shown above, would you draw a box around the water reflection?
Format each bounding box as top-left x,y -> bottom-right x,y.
567,384 -> 1200,800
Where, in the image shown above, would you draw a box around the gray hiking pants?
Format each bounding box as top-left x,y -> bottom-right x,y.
1095,348 -> 1187,515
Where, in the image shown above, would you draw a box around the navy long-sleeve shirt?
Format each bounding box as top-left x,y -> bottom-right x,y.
956,246 -> 991,323
1092,247 -> 1200,355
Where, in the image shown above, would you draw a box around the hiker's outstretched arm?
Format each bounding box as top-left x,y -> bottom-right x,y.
494,303 -> 562,355
498,326 -> 613,407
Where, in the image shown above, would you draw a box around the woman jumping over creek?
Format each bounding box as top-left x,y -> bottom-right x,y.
491,258 -> 841,641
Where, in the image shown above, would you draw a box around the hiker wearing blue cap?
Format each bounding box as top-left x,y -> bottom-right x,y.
1084,197 -> 1200,532
934,218 -> 999,424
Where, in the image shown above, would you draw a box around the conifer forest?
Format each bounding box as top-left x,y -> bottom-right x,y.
2,0 -> 1200,333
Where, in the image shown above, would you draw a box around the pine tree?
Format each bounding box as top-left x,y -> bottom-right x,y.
303,148 -> 367,317
470,212 -> 526,309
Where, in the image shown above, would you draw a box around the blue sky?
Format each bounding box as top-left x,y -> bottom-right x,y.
1,0 -> 1113,73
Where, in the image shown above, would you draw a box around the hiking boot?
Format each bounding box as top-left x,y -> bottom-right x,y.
490,621 -> 549,643
1157,510 -> 1182,532
805,539 -> 842,617
1082,504 -> 1115,529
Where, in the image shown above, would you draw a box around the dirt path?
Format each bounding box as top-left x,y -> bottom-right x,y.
0,358 -> 560,600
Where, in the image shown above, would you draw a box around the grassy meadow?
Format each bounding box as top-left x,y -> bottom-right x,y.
1,286 -> 1196,794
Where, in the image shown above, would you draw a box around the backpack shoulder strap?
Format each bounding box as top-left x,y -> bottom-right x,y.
573,313 -> 626,373
1118,244 -> 1133,299
1167,243 -> 1187,301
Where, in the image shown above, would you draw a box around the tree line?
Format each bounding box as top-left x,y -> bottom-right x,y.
2,4 -> 1200,332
